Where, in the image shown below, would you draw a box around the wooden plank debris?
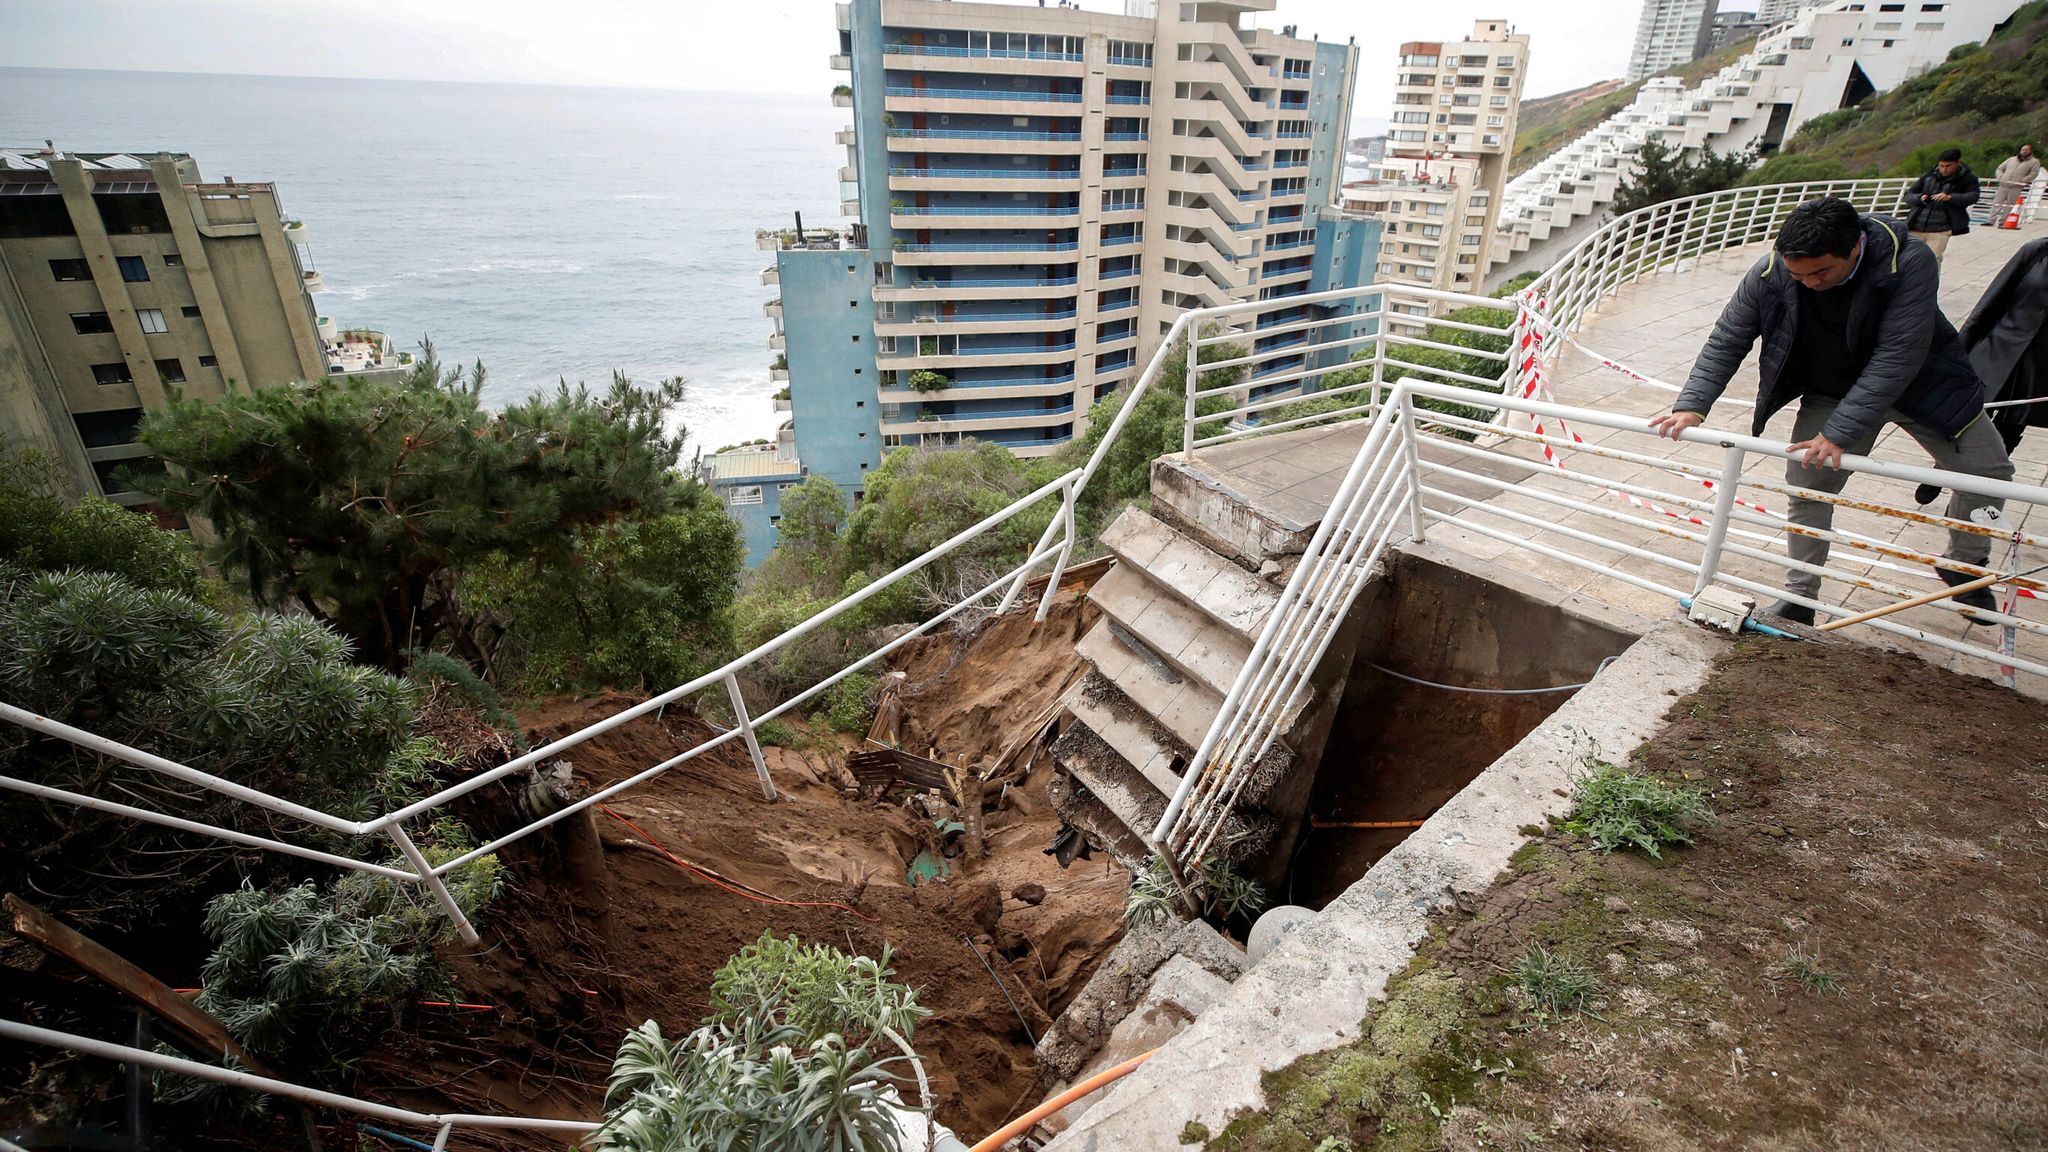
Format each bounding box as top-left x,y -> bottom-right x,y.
4,893 -> 279,1077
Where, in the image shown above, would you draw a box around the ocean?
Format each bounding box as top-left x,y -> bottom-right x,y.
0,67 -> 848,454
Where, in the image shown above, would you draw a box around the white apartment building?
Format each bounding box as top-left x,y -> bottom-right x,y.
1488,0 -> 2026,286
767,0 -> 1369,481
1346,20 -> 1528,315
1628,0 -> 1723,82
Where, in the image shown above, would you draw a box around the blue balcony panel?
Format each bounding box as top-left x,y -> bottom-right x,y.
888,86 -> 1083,102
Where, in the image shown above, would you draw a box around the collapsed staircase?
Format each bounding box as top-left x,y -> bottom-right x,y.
1048,457 -> 1358,872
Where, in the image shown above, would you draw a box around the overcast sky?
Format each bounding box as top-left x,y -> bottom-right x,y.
1,0 -> 1706,127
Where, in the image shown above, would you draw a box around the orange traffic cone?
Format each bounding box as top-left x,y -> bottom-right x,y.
2001,195 -> 2025,230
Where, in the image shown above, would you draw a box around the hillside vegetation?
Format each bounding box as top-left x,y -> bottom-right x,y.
1510,35 -> 1759,177
1744,0 -> 2048,185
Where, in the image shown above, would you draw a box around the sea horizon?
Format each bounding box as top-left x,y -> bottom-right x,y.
0,65 -> 849,456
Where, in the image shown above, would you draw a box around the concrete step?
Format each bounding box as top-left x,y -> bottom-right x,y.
1098,506 -> 1280,642
1050,679 -> 1173,859
1148,453 -> 1317,571
1064,679 -> 1184,797
1087,563 -> 1253,701
1074,617 -> 1222,751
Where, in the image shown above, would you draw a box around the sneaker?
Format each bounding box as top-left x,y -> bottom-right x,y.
1763,599 -> 1816,627
1914,483 -> 1942,506
1938,566 -> 1998,625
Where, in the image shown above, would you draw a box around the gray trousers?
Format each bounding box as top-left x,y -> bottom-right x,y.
1783,398 -> 2015,599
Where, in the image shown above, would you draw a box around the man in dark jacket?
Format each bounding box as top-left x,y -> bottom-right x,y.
1651,197 -> 2014,626
1898,148 -> 1980,263
1962,236 -> 2048,451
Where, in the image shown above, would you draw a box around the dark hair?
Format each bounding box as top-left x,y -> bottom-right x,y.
1776,197 -> 1863,259
1938,147 -> 1963,162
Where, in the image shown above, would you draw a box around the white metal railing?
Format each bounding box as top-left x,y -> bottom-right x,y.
1152,376 -> 2048,863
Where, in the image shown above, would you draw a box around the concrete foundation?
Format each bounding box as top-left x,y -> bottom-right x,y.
1044,609 -> 1727,1151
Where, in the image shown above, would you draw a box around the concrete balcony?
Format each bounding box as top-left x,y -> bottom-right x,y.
774,396 -> 793,413
760,265 -> 779,286
877,372 -> 1077,402
301,269 -> 324,292
841,200 -> 861,217
763,298 -> 782,321
767,332 -> 785,351
873,276 -> 1079,302
879,45 -> 1085,76
830,53 -> 851,70
880,402 -> 1076,436
282,218 -> 312,245
836,127 -> 857,146
885,129 -> 1083,154
885,88 -> 1082,118
889,205 -> 1080,228
883,342 -> 1076,370
887,167 -> 1082,193
832,89 -> 853,108
892,242 -> 1081,266
771,366 -> 789,382
874,308 -> 1077,337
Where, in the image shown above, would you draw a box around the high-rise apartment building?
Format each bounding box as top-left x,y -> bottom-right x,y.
1345,20 -> 1528,316
1626,0 -> 1722,81
1706,8 -> 1770,54
0,147 -> 402,506
722,0 -> 1381,562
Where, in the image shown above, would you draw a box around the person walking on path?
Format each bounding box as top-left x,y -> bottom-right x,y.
1650,197 -> 2014,627
1898,148 -> 1981,262
1989,144 -> 2041,222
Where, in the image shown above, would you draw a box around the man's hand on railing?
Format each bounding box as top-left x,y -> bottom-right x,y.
1650,410 -> 1704,440
1788,432 -> 1846,470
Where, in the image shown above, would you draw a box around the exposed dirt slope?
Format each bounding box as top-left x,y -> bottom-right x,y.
353,593 -> 1124,1148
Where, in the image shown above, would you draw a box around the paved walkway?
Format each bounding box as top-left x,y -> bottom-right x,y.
1187,222 -> 2048,690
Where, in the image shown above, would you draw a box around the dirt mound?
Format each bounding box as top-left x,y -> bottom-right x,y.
356,593 -> 1125,1146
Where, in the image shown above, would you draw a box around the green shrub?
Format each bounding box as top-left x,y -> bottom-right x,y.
906,369 -> 951,393
167,850 -> 500,1106
1125,853 -> 1267,929
0,566 -> 423,926
598,934 -> 927,1152
1564,760 -> 1713,857
0,438 -> 208,598
821,671 -> 879,733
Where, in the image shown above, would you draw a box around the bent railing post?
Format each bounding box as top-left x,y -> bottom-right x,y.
1034,476 -> 1079,623
1692,443 -> 1747,597
1399,392 -> 1428,543
723,673 -> 776,802
385,825 -> 480,946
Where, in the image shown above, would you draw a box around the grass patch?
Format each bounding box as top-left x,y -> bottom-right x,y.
1771,947 -> 1844,996
1207,967 -> 1490,1152
1511,944 -> 1596,1017
1565,759 -> 1712,858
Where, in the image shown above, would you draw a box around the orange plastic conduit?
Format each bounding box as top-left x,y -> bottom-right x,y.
968,1048 -> 1158,1152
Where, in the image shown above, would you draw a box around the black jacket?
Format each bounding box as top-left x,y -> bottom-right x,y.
1899,164 -> 1982,235
1674,214 -> 1985,445
1961,236 -> 2048,439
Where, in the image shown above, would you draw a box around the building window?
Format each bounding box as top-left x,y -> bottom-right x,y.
728,485 -> 764,506
72,407 -> 145,448
181,305 -> 202,318
163,253 -> 183,267
71,312 -> 115,334
116,255 -> 149,282
49,258 -> 90,281
198,354 -> 218,367
90,362 -> 133,385
1497,55 -> 1515,67
851,334 -> 860,342
1914,20 -> 1943,28
137,308 -> 168,334
155,358 -> 186,383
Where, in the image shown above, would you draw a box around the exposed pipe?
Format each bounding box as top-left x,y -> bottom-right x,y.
967,1048 -> 1158,1152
